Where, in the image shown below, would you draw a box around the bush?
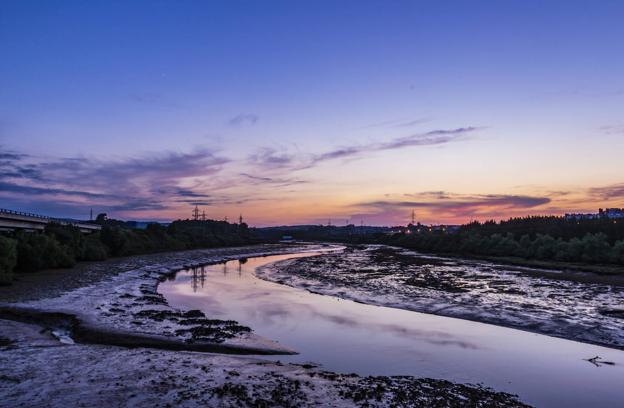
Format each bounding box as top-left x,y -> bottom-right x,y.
0,236 -> 17,284
612,241 -> 624,264
81,234 -> 108,261
15,232 -> 75,272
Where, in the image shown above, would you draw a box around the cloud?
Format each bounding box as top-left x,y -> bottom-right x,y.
249,126 -> 480,171
0,181 -> 112,199
600,125 -> 624,135
0,148 -> 230,218
394,118 -> 430,128
310,127 -> 479,166
359,194 -> 550,211
247,147 -> 296,169
588,183 -> 624,199
228,113 -> 259,126
239,173 -> 307,187
351,192 -> 551,224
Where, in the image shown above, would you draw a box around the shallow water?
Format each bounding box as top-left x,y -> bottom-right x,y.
160,252 -> 624,407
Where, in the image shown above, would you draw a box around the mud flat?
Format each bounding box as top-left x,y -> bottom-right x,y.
0,245 -> 528,407
257,245 -> 624,350
0,319 -> 527,407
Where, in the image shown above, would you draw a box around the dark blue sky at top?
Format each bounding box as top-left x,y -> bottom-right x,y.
1,1 -> 623,223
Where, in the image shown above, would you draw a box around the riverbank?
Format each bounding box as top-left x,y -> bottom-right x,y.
0,244 -> 530,407
257,245 -> 624,350
0,319 -> 527,407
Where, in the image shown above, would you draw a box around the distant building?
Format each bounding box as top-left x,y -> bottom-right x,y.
599,208 -> 624,219
565,208 -> 624,220
564,213 -> 599,220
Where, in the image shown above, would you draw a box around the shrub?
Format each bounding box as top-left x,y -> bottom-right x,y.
0,236 -> 17,284
15,232 -> 75,272
81,234 -> 108,261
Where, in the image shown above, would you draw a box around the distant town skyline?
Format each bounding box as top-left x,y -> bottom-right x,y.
1,1 -> 623,226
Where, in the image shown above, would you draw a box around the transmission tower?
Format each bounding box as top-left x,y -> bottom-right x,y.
239,214 -> 243,224
411,210 -> 415,225
192,205 -> 200,221
201,210 -> 206,221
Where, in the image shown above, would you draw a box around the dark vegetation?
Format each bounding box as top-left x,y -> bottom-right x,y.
0,216 -> 254,284
385,217 -> 624,267
260,216 -> 624,271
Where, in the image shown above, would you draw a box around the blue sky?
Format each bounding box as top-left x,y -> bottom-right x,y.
1,1 -> 623,225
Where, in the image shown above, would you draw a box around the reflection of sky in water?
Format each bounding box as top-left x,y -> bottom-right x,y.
160,253 -> 624,408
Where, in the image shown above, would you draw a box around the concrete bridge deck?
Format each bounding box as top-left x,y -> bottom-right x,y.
0,209 -> 101,233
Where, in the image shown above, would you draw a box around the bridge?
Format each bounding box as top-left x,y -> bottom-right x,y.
0,208 -> 102,233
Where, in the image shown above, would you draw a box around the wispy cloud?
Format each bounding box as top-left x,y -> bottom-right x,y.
249,126 -> 480,171
228,113 -> 259,126
600,125 -> 624,135
247,147 -> 296,169
350,192 -> 551,224
588,183 -> 624,199
239,173 -> 307,187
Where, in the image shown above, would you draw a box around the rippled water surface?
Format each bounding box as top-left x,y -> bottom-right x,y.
159,252 -> 624,407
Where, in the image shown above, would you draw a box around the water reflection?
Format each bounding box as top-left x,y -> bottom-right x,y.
190,265 -> 207,292
160,253 -> 624,408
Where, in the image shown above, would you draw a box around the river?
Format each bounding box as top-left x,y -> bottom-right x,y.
159,251 -> 624,407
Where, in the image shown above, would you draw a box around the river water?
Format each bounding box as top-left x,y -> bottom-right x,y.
159,252 -> 624,407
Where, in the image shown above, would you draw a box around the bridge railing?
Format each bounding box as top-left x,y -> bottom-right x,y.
0,208 -> 52,220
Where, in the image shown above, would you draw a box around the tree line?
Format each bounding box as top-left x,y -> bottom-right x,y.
383,231 -> 624,266
0,218 -> 254,284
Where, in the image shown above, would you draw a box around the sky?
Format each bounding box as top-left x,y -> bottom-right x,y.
1,1 -> 624,226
